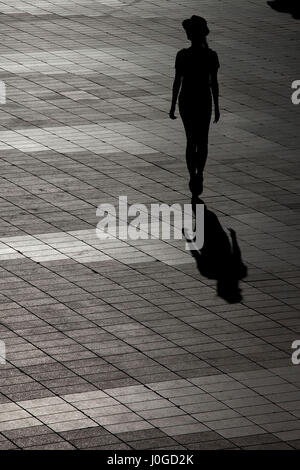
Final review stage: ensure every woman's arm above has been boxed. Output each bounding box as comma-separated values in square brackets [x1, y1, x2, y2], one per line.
[169, 71, 182, 119]
[211, 71, 220, 123]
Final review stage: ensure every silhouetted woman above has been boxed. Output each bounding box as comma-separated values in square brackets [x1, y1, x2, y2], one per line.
[169, 16, 220, 195]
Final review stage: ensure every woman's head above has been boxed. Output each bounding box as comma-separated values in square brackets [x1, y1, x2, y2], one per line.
[182, 15, 210, 42]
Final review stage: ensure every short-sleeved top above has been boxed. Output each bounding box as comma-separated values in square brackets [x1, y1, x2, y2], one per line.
[175, 47, 219, 98]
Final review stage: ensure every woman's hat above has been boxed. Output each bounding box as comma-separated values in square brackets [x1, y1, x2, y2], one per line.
[182, 15, 210, 37]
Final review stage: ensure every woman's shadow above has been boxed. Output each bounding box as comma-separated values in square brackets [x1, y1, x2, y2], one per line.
[267, 1, 300, 19]
[184, 196, 248, 303]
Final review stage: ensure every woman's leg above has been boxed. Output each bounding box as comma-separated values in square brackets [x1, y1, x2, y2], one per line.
[185, 135, 197, 177]
[195, 137, 208, 175]
[195, 109, 212, 179]
[180, 101, 211, 194]
[180, 107, 198, 179]
[186, 128, 201, 194]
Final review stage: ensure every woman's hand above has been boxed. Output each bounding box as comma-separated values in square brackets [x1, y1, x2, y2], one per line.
[214, 107, 220, 123]
[169, 107, 177, 119]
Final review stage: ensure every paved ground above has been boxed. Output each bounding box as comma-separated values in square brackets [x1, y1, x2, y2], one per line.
[0, 0, 299, 450]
